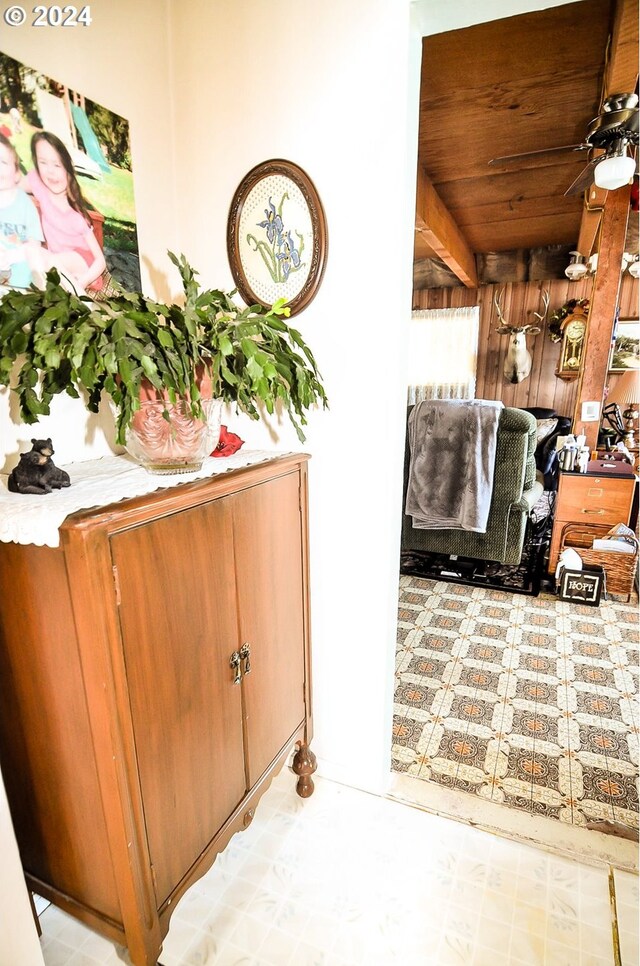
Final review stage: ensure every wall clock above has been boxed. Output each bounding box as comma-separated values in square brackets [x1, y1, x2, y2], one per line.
[227, 159, 328, 316]
[556, 309, 588, 379]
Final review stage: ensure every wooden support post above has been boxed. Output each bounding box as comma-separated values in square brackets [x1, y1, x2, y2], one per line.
[573, 185, 630, 450]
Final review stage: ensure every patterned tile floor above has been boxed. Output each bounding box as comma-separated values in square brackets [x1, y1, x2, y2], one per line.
[393, 576, 639, 834]
[37, 768, 638, 965]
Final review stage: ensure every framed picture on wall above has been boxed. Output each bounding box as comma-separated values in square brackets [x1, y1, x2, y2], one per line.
[227, 159, 328, 316]
[0, 50, 141, 296]
[609, 319, 640, 372]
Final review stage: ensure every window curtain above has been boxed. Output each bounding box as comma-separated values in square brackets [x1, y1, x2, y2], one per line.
[407, 306, 480, 404]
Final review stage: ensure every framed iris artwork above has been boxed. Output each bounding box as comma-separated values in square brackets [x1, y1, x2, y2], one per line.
[227, 159, 327, 315]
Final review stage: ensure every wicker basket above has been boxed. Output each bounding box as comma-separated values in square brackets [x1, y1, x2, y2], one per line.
[559, 522, 638, 600]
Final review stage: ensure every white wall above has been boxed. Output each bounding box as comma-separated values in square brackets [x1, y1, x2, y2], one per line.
[167, 0, 415, 789]
[0, 771, 44, 965]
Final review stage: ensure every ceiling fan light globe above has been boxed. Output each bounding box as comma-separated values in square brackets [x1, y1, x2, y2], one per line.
[593, 153, 636, 190]
[565, 251, 588, 280]
[565, 263, 588, 280]
[628, 257, 640, 279]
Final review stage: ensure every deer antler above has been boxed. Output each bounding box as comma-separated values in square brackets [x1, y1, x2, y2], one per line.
[494, 288, 511, 333]
[533, 288, 550, 326]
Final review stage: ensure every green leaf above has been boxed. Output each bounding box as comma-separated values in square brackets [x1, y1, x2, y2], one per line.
[219, 334, 234, 356]
[240, 337, 257, 357]
[118, 357, 132, 383]
[22, 387, 48, 417]
[157, 329, 174, 348]
[141, 355, 158, 380]
[247, 355, 264, 380]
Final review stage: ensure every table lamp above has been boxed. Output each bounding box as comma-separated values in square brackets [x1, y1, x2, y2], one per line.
[607, 369, 639, 447]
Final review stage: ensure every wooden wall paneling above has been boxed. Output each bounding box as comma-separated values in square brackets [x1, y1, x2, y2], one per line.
[511, 283, 529, 407]
[411, 275, 637, 415]
[494, 282, 508, 401]
[618, 279, 638, 317]
[477, 285, 495, 400]
[548, 279, 577, 416]
[474, 286, 489, 398]
[487, 284, 501, 401]
[489, 284, 502, 401]
[414, 288, 478, 310]
[523, 283, 540, 409]
[498, 284, 515, 407]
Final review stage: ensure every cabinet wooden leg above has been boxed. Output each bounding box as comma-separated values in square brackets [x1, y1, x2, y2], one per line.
[292, 742, 317, 798]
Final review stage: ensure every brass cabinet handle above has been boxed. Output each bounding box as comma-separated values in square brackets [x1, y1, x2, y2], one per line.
[230, 651, 241, 685]
[581, 508, 605, 514]
[240, 642, 251, 675]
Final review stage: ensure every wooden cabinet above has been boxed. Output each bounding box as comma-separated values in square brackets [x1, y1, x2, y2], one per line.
[0, 455, 315, 966]
[548, 468, 636, 573]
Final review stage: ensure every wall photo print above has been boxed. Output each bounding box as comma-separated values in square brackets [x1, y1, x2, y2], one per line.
[609, 319, 640, 372]
[0, 50, 140, 295]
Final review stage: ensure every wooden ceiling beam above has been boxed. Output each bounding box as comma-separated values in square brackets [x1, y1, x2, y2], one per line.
[413, 229, 436, 261]
[415, 167, 478, 288]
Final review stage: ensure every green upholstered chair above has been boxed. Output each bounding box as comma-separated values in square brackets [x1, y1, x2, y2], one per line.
[402, 405, 543, 566]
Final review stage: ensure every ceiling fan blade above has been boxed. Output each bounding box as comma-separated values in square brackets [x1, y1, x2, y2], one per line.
[564, 159, 598, 196]
[488, 143, 587, 166]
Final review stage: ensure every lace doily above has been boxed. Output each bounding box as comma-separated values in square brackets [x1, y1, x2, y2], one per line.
[0, 450, 285, 548]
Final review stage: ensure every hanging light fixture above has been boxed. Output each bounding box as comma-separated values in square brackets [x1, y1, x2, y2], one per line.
[564, 251, 600, 280]
[626, 253, 640, 278]
[593, 140, 636, 191]
[565, 251, 588, 280]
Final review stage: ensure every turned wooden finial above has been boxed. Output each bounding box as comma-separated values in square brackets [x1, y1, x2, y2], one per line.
[292, 742, 317, 798]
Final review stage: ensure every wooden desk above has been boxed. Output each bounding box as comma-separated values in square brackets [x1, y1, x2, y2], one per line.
[548, 468, 637, 574]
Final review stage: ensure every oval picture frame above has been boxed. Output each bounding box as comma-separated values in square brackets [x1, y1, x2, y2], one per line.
[227, 159, 328, 316]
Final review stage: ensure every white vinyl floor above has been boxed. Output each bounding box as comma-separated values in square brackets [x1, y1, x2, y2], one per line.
[38, 767, 638, 966]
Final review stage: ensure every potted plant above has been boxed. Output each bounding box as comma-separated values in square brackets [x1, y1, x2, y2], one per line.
[0, 252, 328, 472]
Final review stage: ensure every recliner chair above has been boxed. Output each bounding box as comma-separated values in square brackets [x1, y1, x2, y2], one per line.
[402, 405, 543, 566]
[521, 407, 572, 491]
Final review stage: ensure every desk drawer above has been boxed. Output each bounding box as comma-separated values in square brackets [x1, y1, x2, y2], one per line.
[556, 474, 635, 525]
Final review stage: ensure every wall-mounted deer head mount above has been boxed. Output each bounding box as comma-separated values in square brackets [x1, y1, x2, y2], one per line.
[495, 288, 549, 384]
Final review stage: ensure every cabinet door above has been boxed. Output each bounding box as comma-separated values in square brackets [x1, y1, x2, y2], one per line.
[110, 498, 246, 906]
[232, 472, 307, 785]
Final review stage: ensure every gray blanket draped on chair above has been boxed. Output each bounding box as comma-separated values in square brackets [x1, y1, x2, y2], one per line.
[405, 399, 504, 533]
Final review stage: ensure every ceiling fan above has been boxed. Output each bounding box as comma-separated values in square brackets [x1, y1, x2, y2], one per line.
[488, 92, 639, 196]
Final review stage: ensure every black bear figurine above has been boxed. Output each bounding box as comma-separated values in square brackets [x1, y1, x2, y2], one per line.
[7, 438, 71, 495]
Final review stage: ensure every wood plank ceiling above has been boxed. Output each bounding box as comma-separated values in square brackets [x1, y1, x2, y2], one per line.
[414, 0, 618, 288]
